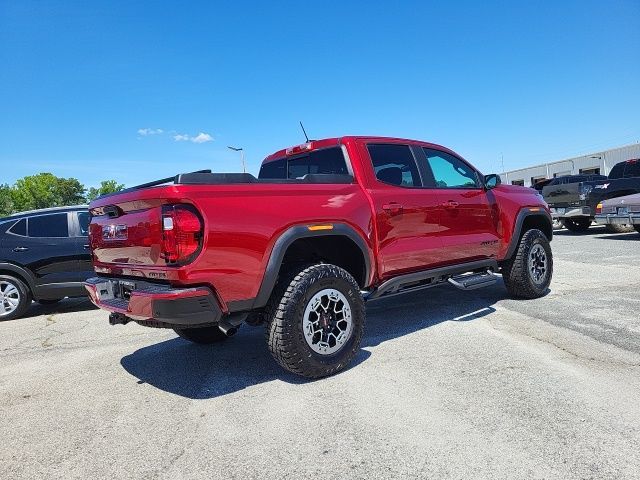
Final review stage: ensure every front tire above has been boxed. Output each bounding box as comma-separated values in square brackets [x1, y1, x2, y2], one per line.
[563, 217, 591, 232]
[266, 264, 365, 378]
[174, 326, 230, 344]
[0, 275, 32, 321]
[501, 229, 553, 299]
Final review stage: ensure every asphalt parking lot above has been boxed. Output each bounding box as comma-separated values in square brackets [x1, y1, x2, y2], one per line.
[1, 226, 639, 480]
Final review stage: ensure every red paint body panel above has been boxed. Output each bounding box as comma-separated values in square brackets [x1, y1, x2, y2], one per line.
[88, 136, 549, 312]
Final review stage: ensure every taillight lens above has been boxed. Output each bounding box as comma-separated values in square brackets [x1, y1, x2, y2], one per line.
[595, 202, 603, 214]
[161, 204, 203, 264]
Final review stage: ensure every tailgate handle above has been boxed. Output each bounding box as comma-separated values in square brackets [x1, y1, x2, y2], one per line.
[13, 246, 29, 252]
[442, 200, 460, 209]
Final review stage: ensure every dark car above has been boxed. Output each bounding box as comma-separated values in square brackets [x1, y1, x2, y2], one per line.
[0, 205, 93, 320]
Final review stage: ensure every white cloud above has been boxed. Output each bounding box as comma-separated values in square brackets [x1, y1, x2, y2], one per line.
[137, 128, 163, 136]
[191, 132, 213, 143]
[172, 132, 214, 144]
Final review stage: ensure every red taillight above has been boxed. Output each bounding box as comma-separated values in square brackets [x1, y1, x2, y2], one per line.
[161, 205, 203, 264]
[595, 202, 603, 214]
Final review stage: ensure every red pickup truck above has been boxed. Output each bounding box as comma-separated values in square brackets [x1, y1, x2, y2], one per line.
[85, 136, 553, 378]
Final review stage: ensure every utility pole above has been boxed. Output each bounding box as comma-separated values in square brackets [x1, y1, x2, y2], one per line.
[227, 146, 246, 173]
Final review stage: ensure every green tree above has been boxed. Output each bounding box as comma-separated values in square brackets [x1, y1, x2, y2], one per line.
[11, 173, 86, 212]
[0, 184, 14, 216]
[87, 180, 125, 201]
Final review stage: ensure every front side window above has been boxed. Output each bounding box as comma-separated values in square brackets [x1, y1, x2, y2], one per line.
[423, 148, 479, 188]
[28, 213, 69, 238]
[367, 144, 420, 187]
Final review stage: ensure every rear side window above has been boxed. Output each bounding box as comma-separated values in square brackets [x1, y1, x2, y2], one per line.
[77, 211, 90, 236]
[367, 144, 420, 187]
[623, 161, 640, 178]
[7, 218, 27, 236]
[258, 147, 349, 179]
[259, 158, 286, 179]
[28, 213, 69, 238]
[423, 148, 479, 188]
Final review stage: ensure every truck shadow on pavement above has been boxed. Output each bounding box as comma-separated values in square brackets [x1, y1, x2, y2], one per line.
[120, 283, 508, 399]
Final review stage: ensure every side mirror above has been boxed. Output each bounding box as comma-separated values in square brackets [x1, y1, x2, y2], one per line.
[484, 174, 501, 189]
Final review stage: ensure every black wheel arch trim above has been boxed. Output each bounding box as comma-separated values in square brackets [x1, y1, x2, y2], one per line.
[504, 209, 553, 260]
[0, 262, 36, 292]
[251, 223, 373, 310]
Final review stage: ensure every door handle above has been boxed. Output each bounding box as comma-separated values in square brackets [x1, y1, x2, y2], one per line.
[83, 244, 91, 249]
[382, 202, 403, 214]
[442, 200, 460, 209]
[13, 246, 29, 252]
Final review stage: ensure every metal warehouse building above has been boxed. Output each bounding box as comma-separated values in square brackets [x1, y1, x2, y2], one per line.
[501, 143, 640, 187]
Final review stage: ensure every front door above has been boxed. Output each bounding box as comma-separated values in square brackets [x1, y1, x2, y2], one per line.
[420, 147, 499, 264]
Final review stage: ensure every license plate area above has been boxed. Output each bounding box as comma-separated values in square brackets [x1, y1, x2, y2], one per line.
[95, 279, 136, 302]
[118, 281, 136, 300]
[617, 207, 629, 215]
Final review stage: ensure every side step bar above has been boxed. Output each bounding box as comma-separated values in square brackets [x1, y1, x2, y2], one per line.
[363, 259, 498, 301]
[448, 271, 497, 290]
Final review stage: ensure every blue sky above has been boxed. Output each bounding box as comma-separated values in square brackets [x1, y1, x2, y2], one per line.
[1, 0, 639, 188]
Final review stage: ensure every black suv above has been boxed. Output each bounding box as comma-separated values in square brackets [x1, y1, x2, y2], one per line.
[0, 205, 93, 320]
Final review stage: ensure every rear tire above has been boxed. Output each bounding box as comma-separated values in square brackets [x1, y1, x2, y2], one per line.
[501, 229, 553, 299]
[0, 275, 32, 321]
[563, 218, 591, 232]
[604, 223, 634, 233]
[174, 326, 230, 344]
[266, 264, 365, 378]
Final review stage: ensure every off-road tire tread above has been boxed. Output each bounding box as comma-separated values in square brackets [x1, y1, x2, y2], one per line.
[265, 264, 364, 378]
[502, 229, 553, 299]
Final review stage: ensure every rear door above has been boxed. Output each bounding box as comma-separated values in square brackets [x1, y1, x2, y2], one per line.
[1, 212, 83, 293]
[418, 147, 499, 263]
[360, 142, 445, 279]
[71, 210, 94, 281]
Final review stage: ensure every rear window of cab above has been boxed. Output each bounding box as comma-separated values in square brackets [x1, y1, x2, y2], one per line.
[258, 147, 348, 179]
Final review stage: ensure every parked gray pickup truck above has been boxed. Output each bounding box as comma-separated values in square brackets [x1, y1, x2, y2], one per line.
[594, 193, 640, 235]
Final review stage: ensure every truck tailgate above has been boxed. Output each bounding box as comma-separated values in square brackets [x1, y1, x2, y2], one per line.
[89, 199, 165, 267]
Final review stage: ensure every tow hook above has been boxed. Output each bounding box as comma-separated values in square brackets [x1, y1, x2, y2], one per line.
[109, 312, 131, 326]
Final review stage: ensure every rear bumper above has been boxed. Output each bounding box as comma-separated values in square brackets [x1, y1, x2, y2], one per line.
[84, 277, 222, 327]
[549, 206, 590, 219]
[594, 214, 640, 225]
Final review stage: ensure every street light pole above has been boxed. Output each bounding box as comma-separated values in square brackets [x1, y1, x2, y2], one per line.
[227, 146, 246, 173]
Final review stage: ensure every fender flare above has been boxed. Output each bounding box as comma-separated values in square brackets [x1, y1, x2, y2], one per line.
[0, 262, 36, 292]
[251, 223, 373, 309]
[504, 209, 553, 260]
